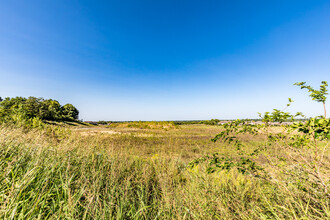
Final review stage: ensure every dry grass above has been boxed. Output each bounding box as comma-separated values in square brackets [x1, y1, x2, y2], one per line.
[0, 123, 329, 219]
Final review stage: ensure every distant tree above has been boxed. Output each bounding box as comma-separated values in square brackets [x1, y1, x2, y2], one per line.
[0, 97, 2, 102]
[97, 120, 110, 125]
[61, 104, 79, 120]
[24, 97, 42, 118]
[0, 96, 79, 123]
[0, 97, 27, 122]
[0, 96, 26, 113]
[39, 99, 62, 120]
[294, 81, 328, 118]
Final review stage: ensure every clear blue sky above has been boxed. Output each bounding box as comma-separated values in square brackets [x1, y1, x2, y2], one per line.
[0, 0, 329, 121]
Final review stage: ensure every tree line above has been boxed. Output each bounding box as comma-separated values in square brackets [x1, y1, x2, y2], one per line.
[0, 96, 79, 123]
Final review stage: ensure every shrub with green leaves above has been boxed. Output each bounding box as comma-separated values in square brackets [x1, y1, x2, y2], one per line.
[189, 81, 329, 217]
[0, 96, 79, 126]
[294, 81, 328, 118]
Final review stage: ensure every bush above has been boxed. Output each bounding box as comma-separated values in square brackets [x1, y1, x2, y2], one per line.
[0, 96, 79, 125]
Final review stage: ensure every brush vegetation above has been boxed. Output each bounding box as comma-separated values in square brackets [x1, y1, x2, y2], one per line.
[0, 96, 79, 128]
[0, 82, 329, 219]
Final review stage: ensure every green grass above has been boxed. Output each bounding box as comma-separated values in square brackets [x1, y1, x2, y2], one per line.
[0, 124, 329, 219]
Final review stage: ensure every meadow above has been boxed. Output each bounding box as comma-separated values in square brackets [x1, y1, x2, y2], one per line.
[0, 121, 329, 219]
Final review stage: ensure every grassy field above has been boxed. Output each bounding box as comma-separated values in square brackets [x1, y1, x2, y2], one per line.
[0, 122, 329, 219]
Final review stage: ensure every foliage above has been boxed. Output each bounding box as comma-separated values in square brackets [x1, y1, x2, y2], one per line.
[294, 81, 328, 104]
[189, 81, 330, 217]
[258, 98, 304, 124]
[0, 81, 329, 219]
[189, 152, 266, 177]
[0, 96, 79, 126]
[199, 119, 221, 125]
[294, 81, 328, 118]
[292, 117, 330, 140]
[190, 119, 266, 179]
[1, 125, 329, 219]
[172, 120, 202, 125]
[97, 120, 111, 125]
[61, 103, 79, 120]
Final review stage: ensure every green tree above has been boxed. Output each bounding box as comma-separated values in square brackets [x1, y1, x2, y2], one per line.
[24, 97, 42, 118]
[0, 96, 80, 124]
[0, 97, 28, 123]
[0, 97, 26, 117]
[61, 104, 79, 120]
[294, 81, 328, 118]
[39, 99, 62, 120]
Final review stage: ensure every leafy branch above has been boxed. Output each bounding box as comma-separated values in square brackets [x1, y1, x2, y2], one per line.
[294, 81, 328, 118]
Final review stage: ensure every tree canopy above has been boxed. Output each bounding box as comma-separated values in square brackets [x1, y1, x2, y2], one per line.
[0, 96, 79, 123]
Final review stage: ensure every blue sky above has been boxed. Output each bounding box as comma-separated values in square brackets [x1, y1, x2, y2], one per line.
[0, 0, 329, 121]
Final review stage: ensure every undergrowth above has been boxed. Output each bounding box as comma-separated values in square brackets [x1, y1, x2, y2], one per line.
[0, 125, 329, 219]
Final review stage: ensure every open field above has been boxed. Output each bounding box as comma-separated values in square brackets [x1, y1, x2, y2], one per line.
[0, 122, 329, 219]
[1, 1, 329, 219]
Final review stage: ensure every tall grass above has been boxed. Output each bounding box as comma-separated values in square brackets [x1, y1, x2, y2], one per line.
[0, 125, 329, 219]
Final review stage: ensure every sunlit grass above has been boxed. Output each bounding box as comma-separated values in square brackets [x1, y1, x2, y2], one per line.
[0, 124, 329, 219]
